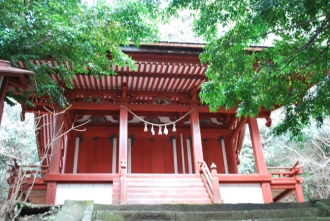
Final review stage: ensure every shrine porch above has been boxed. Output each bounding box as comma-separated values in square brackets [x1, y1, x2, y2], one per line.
[21, 171, 303, 205]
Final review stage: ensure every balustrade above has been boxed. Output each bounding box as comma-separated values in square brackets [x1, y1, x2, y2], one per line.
[198, 160, 222, 203]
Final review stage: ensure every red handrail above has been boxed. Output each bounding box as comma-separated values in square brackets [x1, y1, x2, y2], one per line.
[267, 160, 303, 178]
[198, 160, 222, 203]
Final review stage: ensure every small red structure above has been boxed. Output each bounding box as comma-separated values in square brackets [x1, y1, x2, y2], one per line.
[10, 43, 304, 204]
[0, 59, 36, 124]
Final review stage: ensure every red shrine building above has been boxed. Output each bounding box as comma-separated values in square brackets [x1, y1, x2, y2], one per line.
[4, 42, 304, 205]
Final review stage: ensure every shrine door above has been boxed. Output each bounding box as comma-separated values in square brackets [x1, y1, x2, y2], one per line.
[202, 139, 225, 173]
[77, 137, 114, 173]
[131, 138, 174, 173]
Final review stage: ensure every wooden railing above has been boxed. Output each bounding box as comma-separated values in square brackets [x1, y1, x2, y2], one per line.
[7, 163, 49, 185]
[267, 160, 303, 179]
[198, 160, 222, 203]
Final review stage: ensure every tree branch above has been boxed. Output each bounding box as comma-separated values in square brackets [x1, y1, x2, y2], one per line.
[23, 37, 52, 49]
[279, 15, 330, 71]
[241, 11, 330, 40]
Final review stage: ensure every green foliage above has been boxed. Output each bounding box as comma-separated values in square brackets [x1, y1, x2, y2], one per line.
[165, 0, 330, 139]
[0, 0, 159, 107]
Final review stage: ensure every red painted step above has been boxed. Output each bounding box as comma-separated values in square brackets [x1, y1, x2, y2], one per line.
[113, 175, 213, 204]
[123, 175, 211, 204]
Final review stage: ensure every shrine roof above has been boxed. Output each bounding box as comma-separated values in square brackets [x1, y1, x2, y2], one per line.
[53, 42, 210, 99]
[23, 42, 268, 107]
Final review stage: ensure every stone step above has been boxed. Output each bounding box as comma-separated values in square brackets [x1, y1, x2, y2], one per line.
[94, 202, 316, 212]
[219, 218, 330, 221]
[94, 207, 327, 221]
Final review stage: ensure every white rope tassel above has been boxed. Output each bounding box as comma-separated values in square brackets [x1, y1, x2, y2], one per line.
[172, 124, 176, 132]
[119, 106, 195, 136]
[163, 125, 168, 135]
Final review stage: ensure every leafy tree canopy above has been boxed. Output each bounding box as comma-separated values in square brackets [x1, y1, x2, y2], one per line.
[2, 0, 330, 140]
[165, 0, 330, 140]
[1, 0, 159, 107]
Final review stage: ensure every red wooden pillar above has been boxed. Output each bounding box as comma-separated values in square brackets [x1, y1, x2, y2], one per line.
[224, 138, 238, 174]
[248, 118, 267, 174]
[118, 105, 128, 172]
[190, 106, 204, 174]
[295, 183, 304, 202]
[260, 182, 273, 203]
[295, 176, 304, 202]
[46, 112, 65, 204]
[248, 118, 272, 203]
[0, 76, 9, 125]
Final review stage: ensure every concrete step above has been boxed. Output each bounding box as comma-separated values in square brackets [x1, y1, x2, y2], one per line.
[94, 202, 316, 211]
[93, 207, 328, 221]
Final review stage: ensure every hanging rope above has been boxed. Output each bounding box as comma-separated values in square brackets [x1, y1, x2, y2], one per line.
[119, 105, 195, 135]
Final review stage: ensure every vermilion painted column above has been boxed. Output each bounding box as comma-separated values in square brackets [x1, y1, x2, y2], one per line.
[224, 138, 238, 174]
[295, 176, 304, 202]
[248, 117, 272, 203]
[118, 105, 128, 172]
[190, 106, 204, 174]
[0, 76, 9, 125]
[46, 112, 65, 204]
[248, 118, 267, 174]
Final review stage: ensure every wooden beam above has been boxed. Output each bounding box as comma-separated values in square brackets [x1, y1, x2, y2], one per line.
[217, 174, 272, 182]
[69, 102, 238, 113]
[129, 53, 202, 63]
[270, 184, 297, 189]
[116, 71, 207, 81]
[228, 118, 247, 142]
[270, 178, 302, 185]
[45, 174, 120, 182]
[23, 105, 55, 114]
[273, 189, 294, 202]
